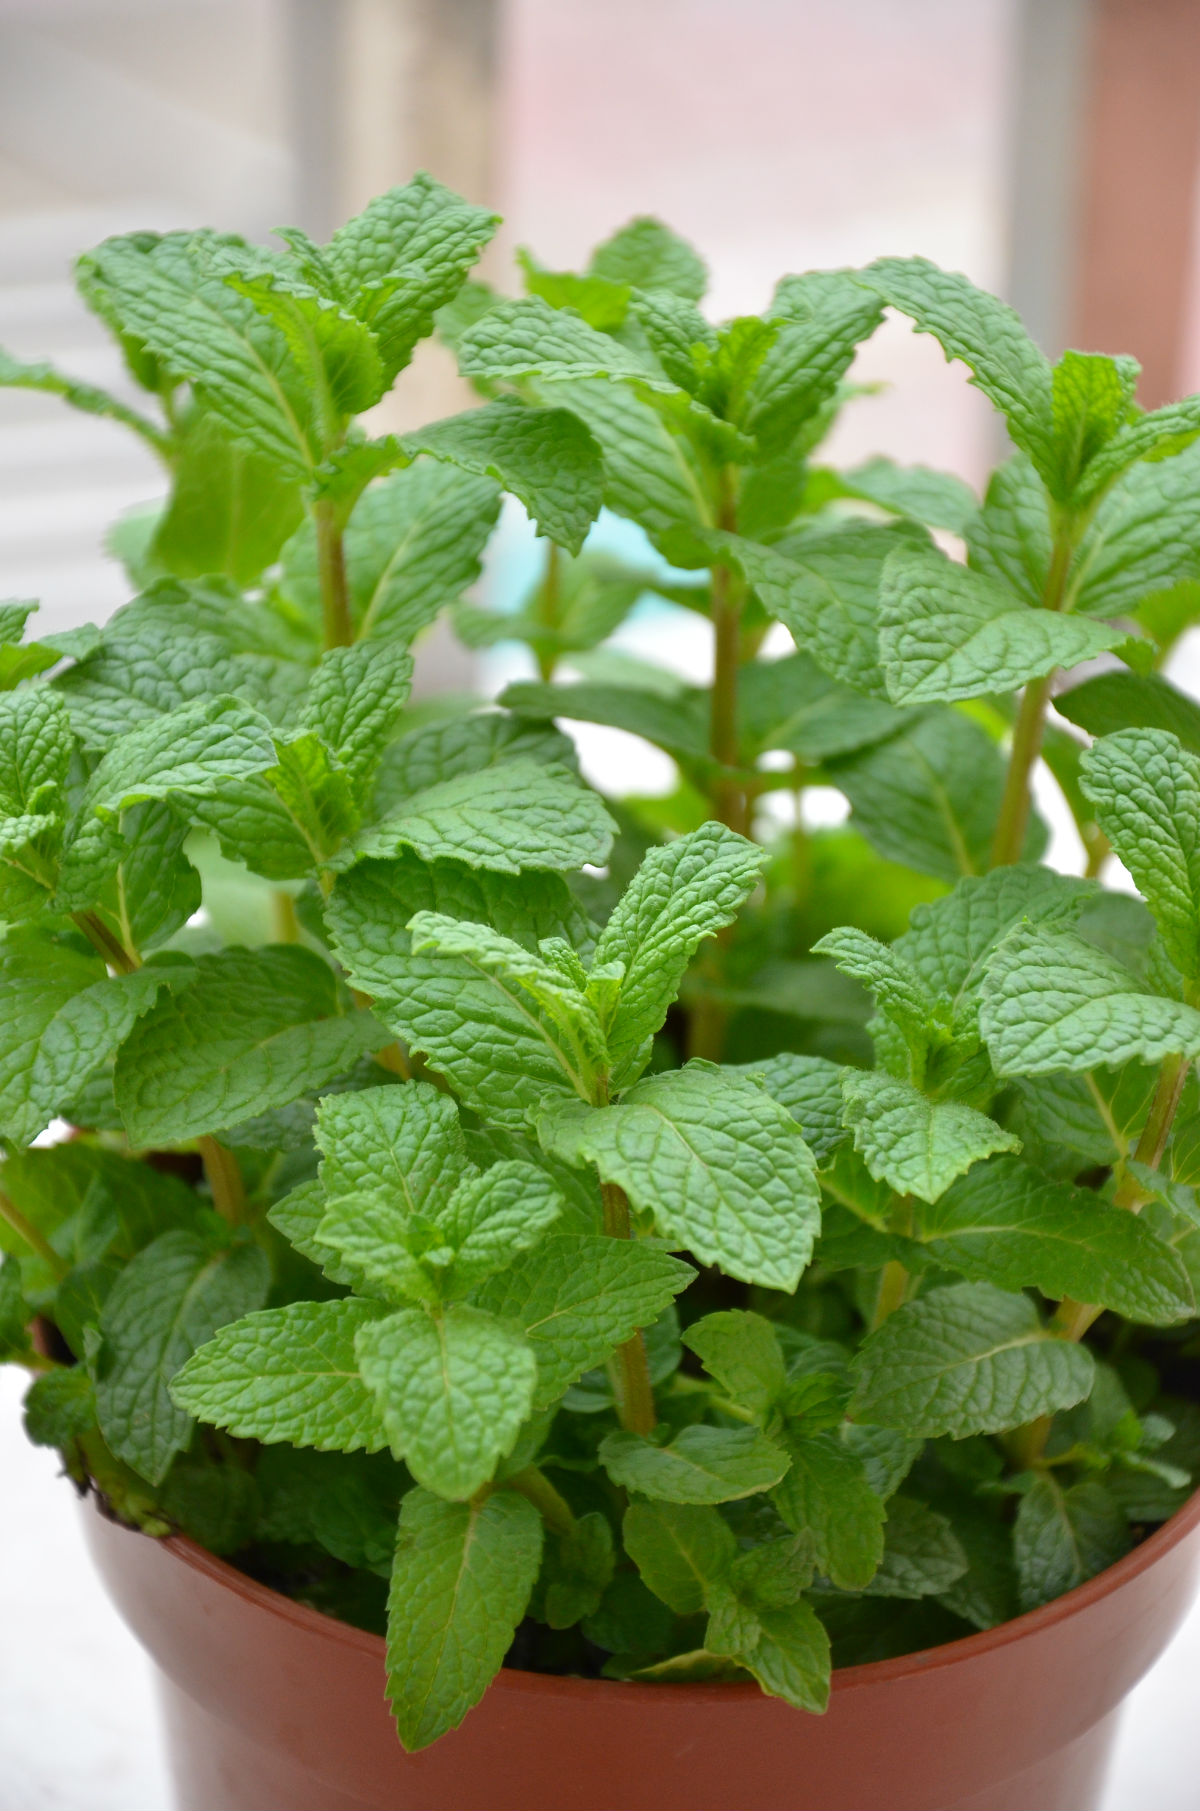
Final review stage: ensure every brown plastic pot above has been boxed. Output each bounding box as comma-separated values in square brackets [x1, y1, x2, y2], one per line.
[86, 1489, 1200, 1811]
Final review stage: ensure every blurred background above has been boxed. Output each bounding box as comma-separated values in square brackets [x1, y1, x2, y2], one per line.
[2, 2, 1200, 1806]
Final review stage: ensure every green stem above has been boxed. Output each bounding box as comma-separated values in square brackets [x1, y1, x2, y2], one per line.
[507, 1464, 576, 1536]
[71, 910, 140, 975]
[871, 1260, 910, 1330]
[197, 1136, 246, 1226]
[990, 520, 1075, 869]
[0, 1187, 66, 1278]
[599, 1179, 657, 1436]
[315, 502, 353, 650]
[534, 541, 561, 682]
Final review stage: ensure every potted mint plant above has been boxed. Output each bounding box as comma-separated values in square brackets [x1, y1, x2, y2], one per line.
[4, 177, 1200, 1811]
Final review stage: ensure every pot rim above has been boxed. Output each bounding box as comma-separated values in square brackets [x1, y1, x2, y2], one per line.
[117, 1480, 1200, 1707]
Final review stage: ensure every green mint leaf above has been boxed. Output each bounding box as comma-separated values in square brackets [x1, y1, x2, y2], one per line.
[1050, 350, 1139, 495]
[681, 1310, 787, 1421]
[878, 544, 1125, 705]
[1071, 394, 1200, 508]
[300, 643, 413, 796]
[922, 1154, 1195, 1324]
[458, 295, 672, 390]
[386, 1487, 542, 1751]
[426, 1160, 565, 1294]
[861, 1495, 968, 1599]
[170, 1299, 391, 1452]
[538, 1063, 821, 1290]
[980, 924, 1200, 1076]
[1056, 671, 1200, 752]
[628, 288, 716, 391]
[260, 732, 360, 866]
[0, 346, 169, 455]
[95, 1230, 269, 1484]
[851, 1281, 1095, 1438]
[742, 271, 883, 452]
[811, 927, 933, 1068]
[842, 1425, 924, 1500]
[82, 237, 319, 475]
[23, 1365, 96, 1448]
[599, 1426, 790, 1504]
[726, 1052, 849, 1163]
[966, 453, 1053, 610]
[472, 1233, 694, 1407]
[327, 854, 594, 1132]
[532, 1509, 615, 1628]
[55, 800, 201, 952]
[267, 1178, 371, 1293]
[705, 1577, 830, 1713]
[406, 397, 603, 554]
[1068, 440, 1200, 621]
[518, 249, 631, 330]
[1014, 1476, 1130, 1613]
[832, 458, 977, 534]
[84, 694, 277, 819]
[315, 1079, 466, 1205]
[831, 707, 1047, 882]
[858, 257, 1055, 489]
[840, 1071, 1019, 1204]
[222, 267, 386, 416]
[0, 684, 71, 817]
[500, 677, 709, 767]
[1079, 729, 1200, 981]
[592, 823, 766, 1086]
[339, 759, 615, 875]
[355, 1304, 537, 1498]
[588, 218, 707, 299]
[375, 712, 576, 816]
[772, 1433, 886, 1590]
[114, 946, 382, 1146]
[281, 463, 500, 646]
[736, 650, 912, 765]
[622, 1501, 736, 1615]
[150, 408, 304, 585]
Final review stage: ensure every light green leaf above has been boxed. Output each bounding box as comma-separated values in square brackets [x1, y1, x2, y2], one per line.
[726, 1052, 849, 1162]
[340, 758, 615, 875]
[1068, 435, 1200, 618]
[600, 1426, 790, 1503]
[1079, 729, 1200, 981]
[1014, 1476, 1130, 1612]
[812, 927, 933, 1063]
[114, 946, 382, 1147]
[861, 1494, 968, 1599]
[170, 1298, 391, 1452]
[356, 1304, 537, 1498]
[222, 266, 386, 416]
[980, 924, 1200, 1076]
[0, 685, 71, 817]
[429, 1161, 565, 1294]
[706, 1573, 830, 1712]
[589, 218, 707, 299]
[593, 823, 766, 1085]
[458, 295, 671, 390]
[921, 1155, 1194, 1323]
[386, 1487, 542, 1751]
[859, 257, 1055, 490]
[840, 1071, 1019, 1204]
[0, 346, 169, 455]
[374, 712, 576, 816]
[471, 1233, 694, 1407]
[1050, 350, 1139, 496]
[622, 1501, 736, 1614]
[681, 1310, 787, 1421]
[406, 397, 603, 554]
[538, 1063, 821, 1290]
[96, 1230, 270, 1483]
[1071, 393, 1200, 508]
[150, 407, 303, 584]
[966, 452, 1053, 610]
[737, 650, 913, 765]
[743, 270, 883, 452]
[832, 457, 977, 534]
[851, 1281, 1095, 1438]
[300, 643, 413, 795]
[84, 694, 277, 820]
[878, 544, 1125, 705]
[771, 1433, 886, 1590]
[831, 708, 1047, 882]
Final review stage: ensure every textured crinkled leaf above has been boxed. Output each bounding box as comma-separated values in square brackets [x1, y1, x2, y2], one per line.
[539, 1064, 821, 1290]
[812, 927, 933, 1060]
[300, 642, 413, 794]
[593, 823, 766, 1085]
[589, 218, 707, 299]
[600, 1426, 790, 1503]
[373, 712, 576, 817]
[432, 1161, 565, 1293]
[878, 544, 1124, 705]
[833, 458, 977, 534]
[56, 799, 201, 951]
[859, 257, 1055, 488]
[966, 452, 1052, 609]
[921, 1155, 1193, 1323]
[1049, 350, 1139, 496]
[840, 1071, 1019, 1204]
[1071, 393, 1200, 507]
[1014, 1476, 1130, 1612]
[622, 1501, 736, 1614]
[726, 1052, 848, 1162]
[341, 759, 615, 874]
[0, 685, 72, 817]
[980, 924, 1200, 1076]
[861, 1495, 968, 1599]
[170, 1298, 391, 1452]
[1068, 437, 1200, 619]
[114, 946, 382, 1146]
[740, 270, 883, 452]
[386, 1487, 542, 1752]
[831, 708, 1047, 882]
[682, 1310, 787, 1421]
[222, 266, 386, 416]
[326, 854, 594, 1131]
[705, 1582, 831, 1712]
[471, 1233, 693, 1407]
[851, 1281, 1095, 1438]
[315, 1080, 466, 1209]
[84, 694, 277, 819]
[1079, 729, 1200, 980]
[500, 677, 710, 766]
[406, 397, 603, 553]
[459, 294, 671, 390]
[96, 1231, 270, 1483]
[267, 1178, 373, 1293]
[772, 1432, 886, 1589]
[356, 1304, 536, 1497]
